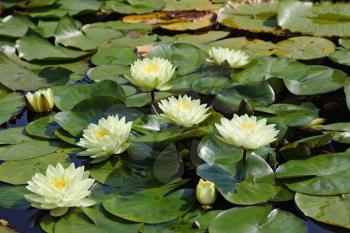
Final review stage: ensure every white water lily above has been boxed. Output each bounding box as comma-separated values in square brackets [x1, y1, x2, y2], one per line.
[215, 114, 279, 149]
[208, 47, 250, 68]
[158, 95, 210, 127]
[127, 57, 175, 91]
[25, 163, 96, 217]
[77, 115, 132, 158]
[26, 88, 55, 112]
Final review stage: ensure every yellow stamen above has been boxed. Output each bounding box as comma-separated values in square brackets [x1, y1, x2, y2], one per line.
[241, 122, 255, 130]
[144, 63, 159, 74]
[95, 130, 108, 139]
[52, 176, 67, 190]
[177, 102, 190, 110]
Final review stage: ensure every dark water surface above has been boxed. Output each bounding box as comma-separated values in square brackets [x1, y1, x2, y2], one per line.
[0, 111, 346, 233]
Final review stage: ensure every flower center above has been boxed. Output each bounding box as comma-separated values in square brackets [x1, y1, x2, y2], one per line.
[144, 63, 160, 74]
[177, 102, 190, 110]
[241, 122, 255, 130]
[52, 176, 67, 190]
[95, 129, 108, 140]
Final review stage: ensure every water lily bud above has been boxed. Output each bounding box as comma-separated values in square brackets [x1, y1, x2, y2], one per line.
[26, 88, 54, 113]
[127, 57, 175, 91]
[305, 118, 325, 129]
[208, 47, 250, 68]
[196, 179, 217, 210]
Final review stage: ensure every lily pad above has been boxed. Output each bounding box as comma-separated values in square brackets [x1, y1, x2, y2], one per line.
[209, 206, 306, 233]
[91, 46, 137, 66]
[275, 36, 335, 60]
[329, 48, 350, 67]
[16, 30, 90, 61]
[0, 14, 34, 38]
[0, 185, 29, 209]
[25, 114, 60, 139]
[278, 1, 350, 37]
[295, 193, 350, 230]
[0, 89, 25, 124]
[213, 81, 275, 113]
[53, 80, 125, 111]
[284, 65, 347, 95]
[0, 151, 71, 185]
[102, 180, 195, 224]
[105, 0, 164, 14]
[54, 206, 142, 233]
[148, 43, 207, 75]
[218, 1, 282, 34]
[276, 151, 350, 195]
[197, 153, 280, 205]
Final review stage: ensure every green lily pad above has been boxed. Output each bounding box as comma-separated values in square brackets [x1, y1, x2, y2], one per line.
[0, 151, 71, 185]
[0, 14, 34, 38]
[25, 114, 60, 139]
[278, 1, 350, 37]
[234, 57, 309, 84]
[0, 89, 25, 124]
[284, 65, 347, 95]
[256, 103, 318, 127]
[192, 77, 231, 95]
[213, 81, 275, 113]
[54, 96, 126, 136]
[105, 0, 164, 14]
[55, 15, 123, 51]
[91, 46, 137, 66]
[24, 0, 102, 18]
[197, 153, 280, 205]
[208, 37, 276, 57]
[276, 36, 335, 60]
[54, 206, 142, 233]
[102, 180, 195, 224]
[276, 151, 350, 195]
[163, 0, 219, 11]
[295, 193, 350, 230]
[53, 80, 125, 111]
[209, 206, 306, 233]
[144, 210, 222, 233]
[16, 30, 90, 61]
[87, 65, 129, 83]
[218, 1, 281, 34]
[148, 43, 207, 75]
[0, 185, 29, 209]
[329, 48, 350, 67]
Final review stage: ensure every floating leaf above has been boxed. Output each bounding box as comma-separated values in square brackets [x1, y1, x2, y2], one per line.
[163, 0, 220, 11]
[105, 0, 164, 14]
[234, 57, 309, 84]
[284, 65, 347, 95]
[91, 46, 137, 66]
[87, 65, 129, 83]
[0, 185, 29, 209]
[218, 1, 282, 34]
[0, 151, 71, 185]
[53, 80, 125, 111]
[0, 89, 25, 124]
[197, 153, 279, 205]
[0, 14, 34, 38]
[148, 43, 207, 75]
[25, 114, 60, 139]
[209, 206, 306, 233]
[295, 193, 350, 230]
[329, 48, 350, 67]
[213, 81, 275, 113]
[276, 151, 350, 195]
[276, 36, 335, 60]
[278, 1, 350, 37]
[102, 180, 195, 224]
[16, 30, 90, 61]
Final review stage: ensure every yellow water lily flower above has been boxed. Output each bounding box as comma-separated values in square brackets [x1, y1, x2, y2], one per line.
[196, 179, 216, 210]
[158, 95, 210, 127]
[208, 47, 250, 68]
[127, 57, 175, 91]
[77, 115, 132, 158]
[215, 114, 279, 149]
[25, 88, 55, 112]
[25, 163, 96, 217]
